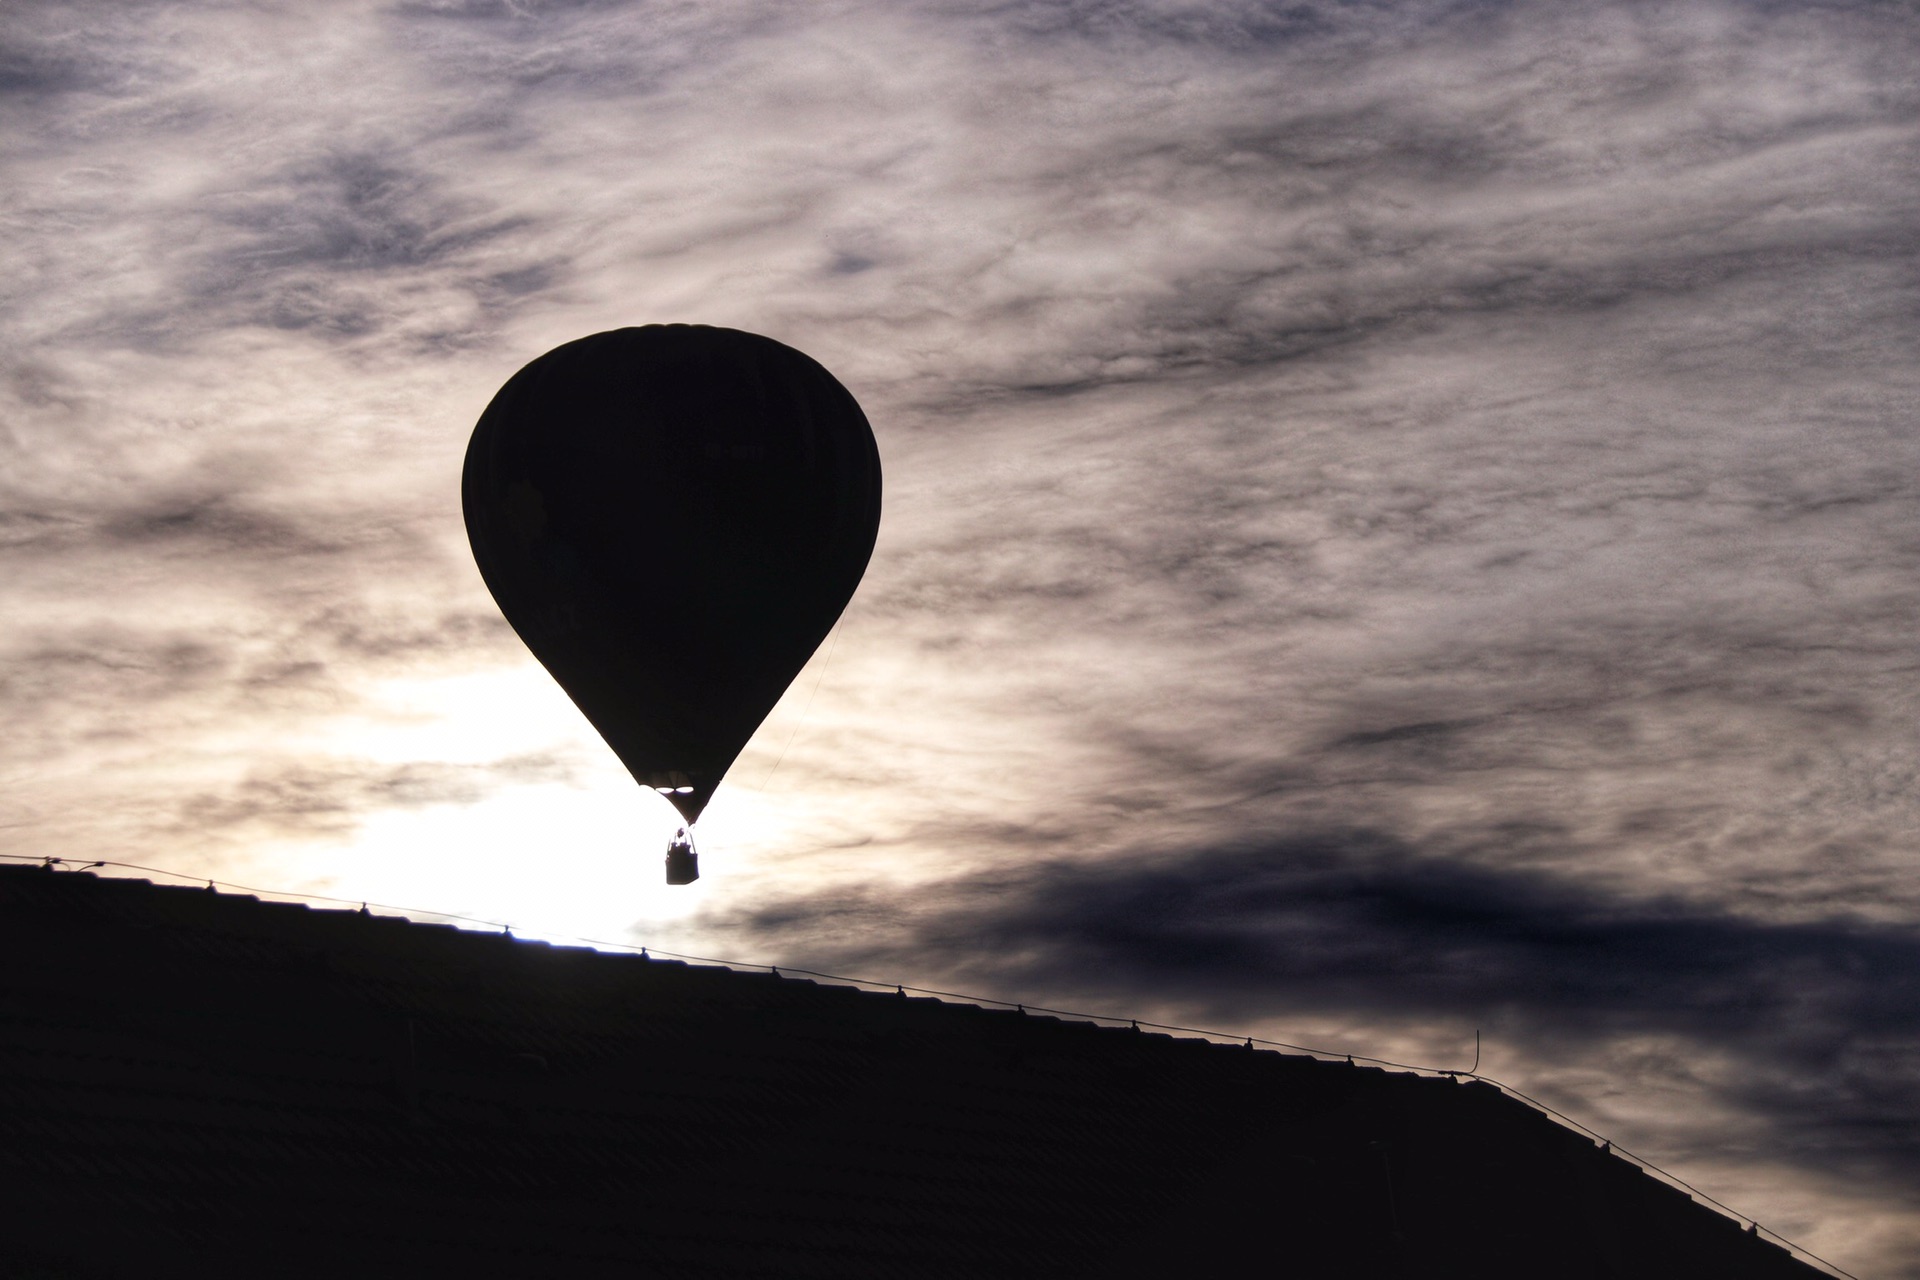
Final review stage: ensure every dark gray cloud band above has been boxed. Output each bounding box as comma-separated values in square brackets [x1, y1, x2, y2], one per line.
[712, 832, 1920, 1187]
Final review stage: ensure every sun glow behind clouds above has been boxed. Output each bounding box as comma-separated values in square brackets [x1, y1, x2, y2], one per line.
[276, 663, 682, 935]
[274, 648, 919, 947]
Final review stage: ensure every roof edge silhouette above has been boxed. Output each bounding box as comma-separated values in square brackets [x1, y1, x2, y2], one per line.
[0, 862, 1834, 1279]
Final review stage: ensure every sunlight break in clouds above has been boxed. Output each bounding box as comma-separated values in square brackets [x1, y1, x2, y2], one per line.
[3, 1, 1919, 1273]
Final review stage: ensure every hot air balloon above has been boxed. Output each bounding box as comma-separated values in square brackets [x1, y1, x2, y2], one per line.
[462, 325, 882, 883]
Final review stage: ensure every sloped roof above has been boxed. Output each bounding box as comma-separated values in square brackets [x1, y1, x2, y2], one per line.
[0, 863, 1818, 1279]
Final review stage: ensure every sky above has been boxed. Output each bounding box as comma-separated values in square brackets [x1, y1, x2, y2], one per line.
[4, 0, 1917, 1272]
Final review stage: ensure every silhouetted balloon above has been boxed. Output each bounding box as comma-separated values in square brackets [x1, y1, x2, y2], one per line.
[463, 325, 882, 835]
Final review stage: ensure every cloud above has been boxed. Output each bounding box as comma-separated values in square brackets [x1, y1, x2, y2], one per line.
[175, 751, 577, 839]
[171, 148, 543, 349]
[3, 1, 1918, 1270]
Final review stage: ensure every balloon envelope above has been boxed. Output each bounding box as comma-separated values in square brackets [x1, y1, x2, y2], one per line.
[462, 325, 882, 825]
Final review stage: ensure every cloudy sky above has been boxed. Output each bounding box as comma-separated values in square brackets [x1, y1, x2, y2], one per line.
[5, 0, 1917, 1272]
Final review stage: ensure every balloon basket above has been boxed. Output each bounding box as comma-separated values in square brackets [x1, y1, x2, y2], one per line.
[665, 835, 699, 885]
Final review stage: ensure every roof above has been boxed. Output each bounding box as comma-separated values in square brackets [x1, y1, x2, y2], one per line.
[0, 863, 1820, 1279]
